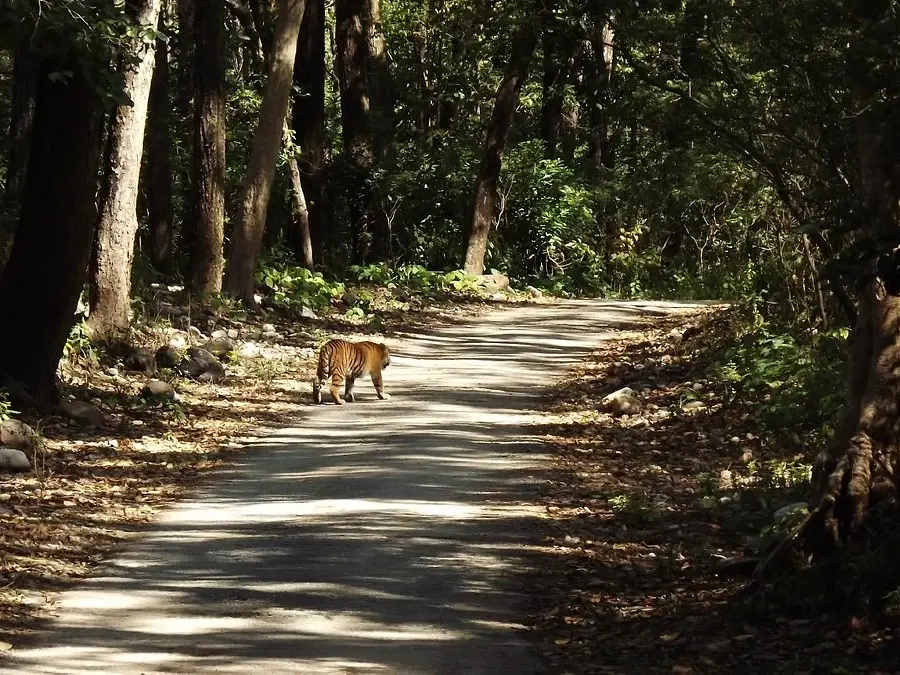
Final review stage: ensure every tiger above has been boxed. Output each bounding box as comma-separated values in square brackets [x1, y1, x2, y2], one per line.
[312, 339, 392, 405]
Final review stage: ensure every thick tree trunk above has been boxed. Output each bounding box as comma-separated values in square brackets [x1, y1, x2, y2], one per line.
[224, 0, 307, 302]
[3, 39, 39, 210]
[88, 0, 163, 339]
[292, 0, 327, 260]
[364, 0, 393, 158]
[0, 58, 104, 407]
[336, 0, 376, 264]
[189, 0, 227, 296]
[146, 17, 174, 275]
[802, 6, 900, 556]
[463, 21, 537, 276]
[540, 16, 572, 158]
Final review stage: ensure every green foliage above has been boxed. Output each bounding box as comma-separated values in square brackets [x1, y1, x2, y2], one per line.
[258, 264, 345, 310]
[350, 263, 481, 294]
[64, 318, 97, 363]
[715, 323, 847, 441]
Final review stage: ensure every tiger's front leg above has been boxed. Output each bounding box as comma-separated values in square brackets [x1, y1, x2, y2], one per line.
[371, 372, 391, 400]
[330, 374, 346, 404]
[344, 377, 356, 402]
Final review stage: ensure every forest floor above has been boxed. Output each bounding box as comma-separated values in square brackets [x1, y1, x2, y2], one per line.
[0, 283, 521, 649]
[1, 291, 897, 673]
[534, 309, 900, 674]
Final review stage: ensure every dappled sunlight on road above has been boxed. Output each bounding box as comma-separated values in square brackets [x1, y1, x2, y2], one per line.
[4, 300, 702, 674]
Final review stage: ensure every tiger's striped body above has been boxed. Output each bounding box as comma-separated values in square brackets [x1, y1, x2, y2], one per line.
[312, 339, 391, 405]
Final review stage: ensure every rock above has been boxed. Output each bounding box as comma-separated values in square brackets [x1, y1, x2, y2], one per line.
[601, 387, 641, 415]
[668, 327, 683, 340]
[123, 347, 156, 375]
[173, 315, 191, 330]
[0, 448, 29, 472]
[262, 323, 276, 334]
[197, 360, 226, 383]
[211, 329, 228, 339]
[477, 273, 510, 292]
[178, 347, 226, 382]
[525, 285, 543, 299]
[490, 293, 504, 301]
[341, 292, 360, 307]
[168, 334, 188, 350]
[718, 469, 734, 490]
[141, 379, 176, 399]
[60, 400, 104, 427]
[774, 502, 808, 521]
[105, 366, 120, 377]
[300, 306, 318, 320]
[682, 400, 706, 411]
[0, 419, 36, 451]
[714, 556, 760, 578]
[226, 329, 239, 340]
[188, 326, 207, 341]
[238, 343, 262, 358]
[155, 345, 182, 369]
[203, 337, 235, 360]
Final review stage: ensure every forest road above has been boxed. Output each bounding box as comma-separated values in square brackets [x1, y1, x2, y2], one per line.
[4, 299, 703, 674]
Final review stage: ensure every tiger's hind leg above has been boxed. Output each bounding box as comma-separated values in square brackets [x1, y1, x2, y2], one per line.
[344, 377, 356, 402]
[371, 371, 391, 400]
[330, 373, 346, 404]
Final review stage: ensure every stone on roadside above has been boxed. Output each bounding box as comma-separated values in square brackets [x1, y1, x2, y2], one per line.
[155, 345, 182, 369]
[0, 419, 37, 452]
[0, 447, 30, 472]
[682, 400, 706, 411]
[60, 400, 105, 427]
[601, 387, 641, 415]
[203, 336, 235, 360]
[300, 306, 318, 320]
[123, 347, 156, 375]
[142, 379, 177, 399]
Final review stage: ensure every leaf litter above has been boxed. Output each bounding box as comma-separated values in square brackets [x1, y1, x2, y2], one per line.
[532, 307, 900, 674]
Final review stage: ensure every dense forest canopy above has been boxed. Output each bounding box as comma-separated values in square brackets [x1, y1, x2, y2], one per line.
[0, 0, 900, 602]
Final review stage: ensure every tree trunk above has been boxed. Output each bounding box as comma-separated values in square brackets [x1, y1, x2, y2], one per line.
[87, 0, 163, 339]
[463, 20, 538, 276]
[802, 7, 900, 556]
[335, 0, 376, 264]
[3, 39, 39, 210]
[364, 0, 393, 158]
[287, 147, 315, 269]
[189, 0, 227, 296]
[540, 15, 572, 158]
[0, 58, 104, 407]
[224, 0, 307, 302]
[146, 15, 174, 275]
[292, 0, 327, 260]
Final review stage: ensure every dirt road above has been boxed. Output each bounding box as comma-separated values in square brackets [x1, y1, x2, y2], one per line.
[4, 299, 699, 674]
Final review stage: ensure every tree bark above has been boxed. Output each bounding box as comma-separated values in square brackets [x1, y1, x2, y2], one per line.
[224, 0, 307, 302]
[146, 14, 174, 275]
[3, 39, 39, 210]
[463, 20, 538, 276]
[292, 0, 327, 260]
[540, 14, 572, 158]
[0, 58, 104, 407]
[336, 0, 376, 264]
[287, 146, 315, 269]
[188, 0, 227, 296]
[87, 0, 163, 339]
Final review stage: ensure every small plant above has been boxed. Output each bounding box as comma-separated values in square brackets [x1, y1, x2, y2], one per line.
[64, 318, 98, 363]
[0, 390, 11, 421]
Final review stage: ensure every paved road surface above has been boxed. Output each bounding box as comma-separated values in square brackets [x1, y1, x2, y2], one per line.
[4, 300, 699, 674]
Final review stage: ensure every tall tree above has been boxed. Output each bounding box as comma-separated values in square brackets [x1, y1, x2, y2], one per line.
[463, 16, 538, 276]
[291, 0, 327, 259]
[540, 10, 572, 158]
[188, 0, 227, 296]
[88, 0, 163, 339]
[224, 0, 308, 302]
[145, 7, 174, 275]
[0, 57, 104, 406]
[3, 39, 39, 210]
[335, 0, 377, 264]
